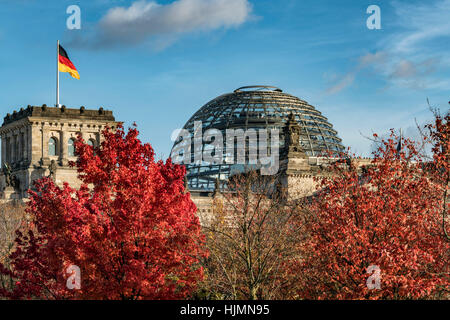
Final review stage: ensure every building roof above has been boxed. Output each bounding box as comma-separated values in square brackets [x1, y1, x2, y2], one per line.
[171, 85, 345, 191]
[2, 105, 116, 126]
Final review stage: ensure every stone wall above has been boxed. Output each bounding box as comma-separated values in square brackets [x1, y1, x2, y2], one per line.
[0, 105, 119, 200]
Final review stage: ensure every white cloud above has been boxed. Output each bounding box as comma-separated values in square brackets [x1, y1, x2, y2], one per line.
[326, 73, 355, 95]
[326, 52, 387, 94]
[389, 0, 450, 54]
[389, 58, 438, 79]
[326, 0, 450, 94]
[73, 0, 253, 49]
[358, 51, 387, 66]
[390, 60, 417, 78]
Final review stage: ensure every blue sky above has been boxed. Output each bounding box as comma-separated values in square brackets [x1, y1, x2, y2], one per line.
[0, 0, 448, 158]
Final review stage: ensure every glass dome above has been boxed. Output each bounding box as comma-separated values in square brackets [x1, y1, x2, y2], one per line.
[171, 86, 345, 191]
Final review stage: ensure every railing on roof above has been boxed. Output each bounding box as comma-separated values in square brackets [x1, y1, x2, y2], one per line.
[234, 85, 283, 93]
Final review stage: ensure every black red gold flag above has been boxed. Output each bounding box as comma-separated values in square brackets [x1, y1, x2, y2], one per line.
[58, 45, 80, 79]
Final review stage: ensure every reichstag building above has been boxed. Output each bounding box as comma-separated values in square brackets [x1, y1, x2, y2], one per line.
[0, 85, 367, 218]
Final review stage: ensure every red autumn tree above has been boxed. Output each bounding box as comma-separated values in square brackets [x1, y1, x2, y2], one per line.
[0, 125, 207, 300]
[297, 128, 449, 299]
[424, 109, 449, 241]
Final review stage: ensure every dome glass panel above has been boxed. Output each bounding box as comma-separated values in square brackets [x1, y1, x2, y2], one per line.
[171, 86, 345, 191]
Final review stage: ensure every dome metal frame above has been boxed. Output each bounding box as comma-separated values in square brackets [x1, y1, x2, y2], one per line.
[171, 86, 345, 191]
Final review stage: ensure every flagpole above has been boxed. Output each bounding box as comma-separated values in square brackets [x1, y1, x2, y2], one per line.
[56, 40, 60, 108]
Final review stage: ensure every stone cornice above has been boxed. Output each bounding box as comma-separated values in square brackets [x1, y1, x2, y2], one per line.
[0, 118, 30, 134]
[27, 118, 118, 127]
[3, 105, 116, 126]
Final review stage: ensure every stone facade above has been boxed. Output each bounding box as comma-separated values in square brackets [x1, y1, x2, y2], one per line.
[0, 105, 119, 200]
[0, 106, 371, 226]
[190, 113, 372, 225]
[191, 156, 373, 225]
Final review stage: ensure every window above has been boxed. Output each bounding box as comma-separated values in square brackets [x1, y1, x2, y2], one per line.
[48, 137, 57, 156]
[87, 139, 95, 147]
[87, 139, 97, 156]
[68, 138, 76, 157]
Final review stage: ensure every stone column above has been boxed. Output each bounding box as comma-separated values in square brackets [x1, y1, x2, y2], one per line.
[8, 133, 13, 165]
[60, 127, 68, 166]
[5, 134, 11, 164]
[41, 123, 50, 166]
[1, 136, 5, 167]
[12, 134, 17, 165]
[9, 134, 13, 164]
[18, 130, 23, 165]
[23, 125, 29, 162]
[30, 123, 41, 166]
[98, 126, 104, 144]
[24, 170, 30, 197]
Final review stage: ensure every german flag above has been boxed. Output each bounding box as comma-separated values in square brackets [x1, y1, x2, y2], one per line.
[58, 45, 80, 79]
